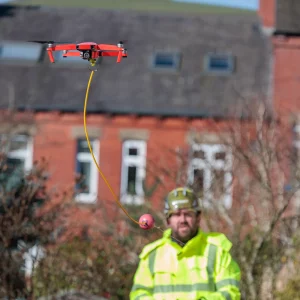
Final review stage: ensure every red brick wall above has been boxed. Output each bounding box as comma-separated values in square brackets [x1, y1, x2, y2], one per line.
[8, 109, 296, 239]
[30, 113, 225, 235]
[273, 37, 300, 116]
[33, 112, 214, 212]
[258, 0, 275, 28]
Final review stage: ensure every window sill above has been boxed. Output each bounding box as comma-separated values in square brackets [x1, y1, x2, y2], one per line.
[75, 194, 97, 204]
[121, 194, 144, 205]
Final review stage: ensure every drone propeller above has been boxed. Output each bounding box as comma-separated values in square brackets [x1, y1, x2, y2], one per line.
[28, 40, 72, 45]
[118, 40, 128, 53]
[28, 40, 55, 44]
[118, 40, 128, 46]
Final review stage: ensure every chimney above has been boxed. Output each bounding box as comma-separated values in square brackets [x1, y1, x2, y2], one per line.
[258, 0, 276, 28]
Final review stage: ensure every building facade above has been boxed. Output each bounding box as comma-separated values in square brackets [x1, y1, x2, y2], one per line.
[0, 3, 270, 216]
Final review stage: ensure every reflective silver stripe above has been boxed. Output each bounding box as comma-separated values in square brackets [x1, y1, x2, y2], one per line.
[148, 249, 157, 276]
[153, 283, 212, 294]
[216, 279, 240, 289]
[134, 293, 151, 300]
[220, 290, 232, 300]
[206, 244, 217, 291]
[131, 284, 153, 294]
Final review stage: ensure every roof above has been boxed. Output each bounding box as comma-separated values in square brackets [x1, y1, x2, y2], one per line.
[12, 0, 255, 15]
[275, 0, 300, 35]
[0, 4, 271, 118]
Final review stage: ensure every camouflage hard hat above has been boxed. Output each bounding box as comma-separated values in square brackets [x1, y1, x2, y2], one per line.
[164, 187, 200, 217]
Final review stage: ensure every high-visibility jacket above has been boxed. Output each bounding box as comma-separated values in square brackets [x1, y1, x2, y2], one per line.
[130, 229, 241, 300]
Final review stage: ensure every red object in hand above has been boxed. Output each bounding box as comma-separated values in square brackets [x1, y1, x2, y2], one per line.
[139, 214, 155, 230]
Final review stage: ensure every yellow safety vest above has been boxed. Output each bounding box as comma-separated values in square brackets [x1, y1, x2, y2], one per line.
[130, 229, 241, 300]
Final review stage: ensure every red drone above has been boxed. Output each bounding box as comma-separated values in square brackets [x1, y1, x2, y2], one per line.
[31, 40, 128, 66]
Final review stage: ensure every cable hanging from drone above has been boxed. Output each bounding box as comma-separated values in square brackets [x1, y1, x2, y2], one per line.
[31, 39, 167, 233]
[30, 40, 128, 67]
[83, 70, 182, 241]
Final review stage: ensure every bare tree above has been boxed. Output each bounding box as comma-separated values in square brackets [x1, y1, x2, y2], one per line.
[203, 103, 300, 300]
[32, 199, 163, 299]
[0, 115, 74, 299]
[144, 102, 300, 300]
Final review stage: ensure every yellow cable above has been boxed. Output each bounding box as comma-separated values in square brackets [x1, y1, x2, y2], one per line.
[83, 70, 186, 245]
[83, 70, 140, 226]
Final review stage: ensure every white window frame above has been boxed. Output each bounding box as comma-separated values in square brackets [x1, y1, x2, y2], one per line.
[1, 134, 33, 172]
[22, 244, 44, 277]
[204, 53, 235, 75]
[293, 124, 300, 148]
[120, 140, 146, 205]
[151, 51, 181, 71]
[0, 41, 42, 64]
[75, 139, 99, 204]
[188, 143, 233, 209]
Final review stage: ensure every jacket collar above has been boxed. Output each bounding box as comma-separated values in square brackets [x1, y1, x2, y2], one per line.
[163, 228, 204, 248]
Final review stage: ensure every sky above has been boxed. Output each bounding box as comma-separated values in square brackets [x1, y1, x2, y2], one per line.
[173, 0, 259, 10]
[0, 0, 259, 10]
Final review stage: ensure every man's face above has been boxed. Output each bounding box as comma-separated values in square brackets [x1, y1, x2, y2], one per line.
[167, 209, 200, 243]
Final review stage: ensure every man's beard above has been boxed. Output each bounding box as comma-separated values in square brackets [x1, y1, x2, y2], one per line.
[172, 223, 198, 244]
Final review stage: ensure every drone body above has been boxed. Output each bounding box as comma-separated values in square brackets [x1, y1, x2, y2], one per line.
[41, 41, 127, 66]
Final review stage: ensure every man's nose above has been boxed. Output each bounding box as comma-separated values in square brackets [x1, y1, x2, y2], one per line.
[178, 212, 187, 222]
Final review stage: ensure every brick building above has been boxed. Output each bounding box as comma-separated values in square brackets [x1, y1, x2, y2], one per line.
[0, 2, 270, 217]
[259, 0, 300, 191]
[258, 0, 300, 115]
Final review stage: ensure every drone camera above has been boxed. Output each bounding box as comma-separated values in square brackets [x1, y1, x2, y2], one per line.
[80, 51, 91, 60]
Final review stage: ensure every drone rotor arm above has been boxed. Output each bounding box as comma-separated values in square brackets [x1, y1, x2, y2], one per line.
[49, 44, 77, 51]
[100, 50, 121, 57]
[46, 44, 78, 63]
[63, 52, 81, 57]
[96, 44, 122, 51]
[100, 50, 127, 63]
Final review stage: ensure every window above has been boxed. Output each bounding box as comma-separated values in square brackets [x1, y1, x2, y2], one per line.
[75, 138, 99, 203]
[290, 124, 300, 183]
[0, 41, 42, 63]
[120, 140, 146, 205]
[23, 245, 44, 276]
[0, 134, 33, 172]
[152, 51, 181, 71]
[293, 124, 300, 148]
[204, 53, 235, 74]
[188, 143, 232, 208]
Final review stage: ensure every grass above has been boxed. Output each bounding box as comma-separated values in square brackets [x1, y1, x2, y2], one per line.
[10, 0, 255, 15]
